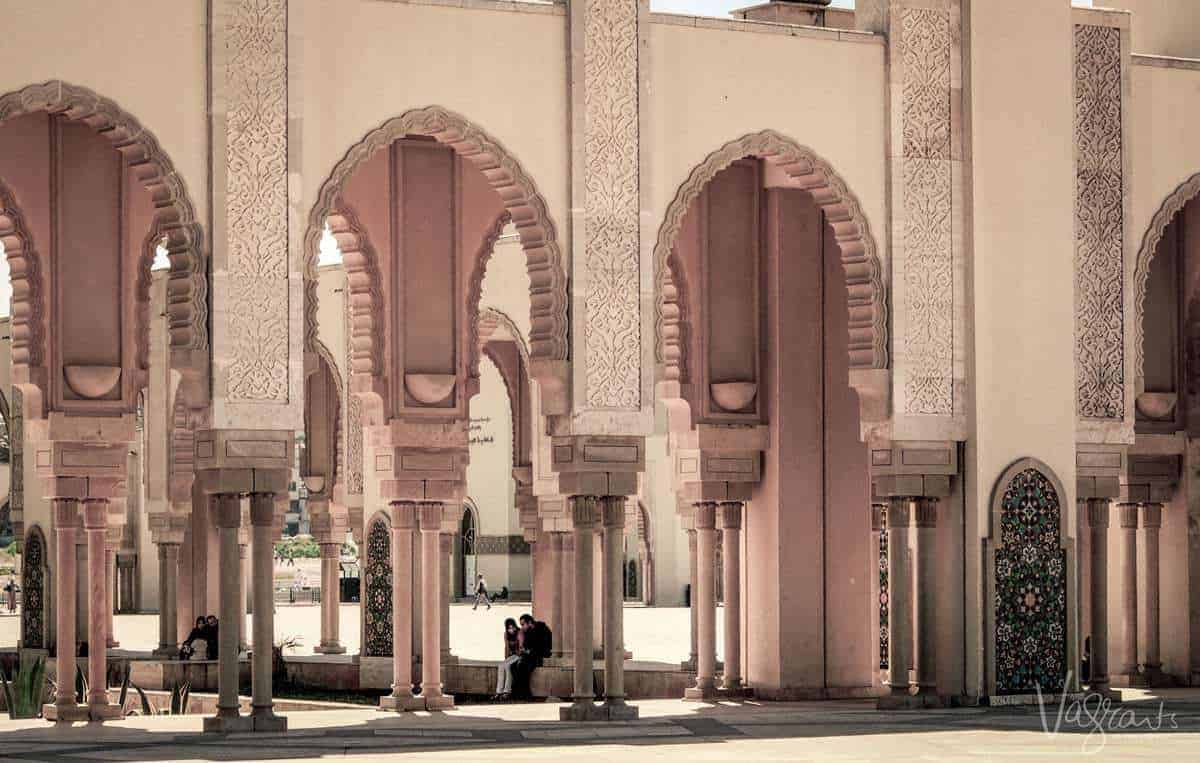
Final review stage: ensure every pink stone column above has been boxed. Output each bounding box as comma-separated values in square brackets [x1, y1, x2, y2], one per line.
[51, 499, 80, 717]
[593, 528, 604, 656]
[685, 528, 698, 670]
[547, 532, 564, 658]
[82, 500, 111, 713]
[153, 543, 180, 657]
[105, 545, 118, 647]
[915, 499, 938, 695]
[561, 532, 576, 664]
[440, 532, 453, 663]
[561, 497, 599, 720]
[210, 494, 243, 725]
[719, 502, 743, 692]
[1117, 503, 1139, 677]
[870, 503, 885, 684]
[316, 542, 345, 654]
[886, 498, 913, 695]
[381, 502, 416, 710]
[249, 494, 284, 727]
[1141, 503, 1163, 683]
[418, 503, 452, 709]
[238, 541, 248, 652]
[686, 503, 718, 700]
[1086, 499, 1111, 691]
[601, 497, 634, 716]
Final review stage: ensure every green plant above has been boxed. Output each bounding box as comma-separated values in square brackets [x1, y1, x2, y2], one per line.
[272, 635, 302, 688]
[131, 681, 190, 716]
[0, 657, 47, 719]
[74, 664, 87, 705]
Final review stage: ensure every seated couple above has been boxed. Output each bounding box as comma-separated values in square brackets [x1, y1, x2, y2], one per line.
[493, 614, 552, 701]
[179, 615, 220, 660]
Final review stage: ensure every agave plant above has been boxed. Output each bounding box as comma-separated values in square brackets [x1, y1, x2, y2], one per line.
[0, 657, 47, 719]
[131, 681, 190, 716]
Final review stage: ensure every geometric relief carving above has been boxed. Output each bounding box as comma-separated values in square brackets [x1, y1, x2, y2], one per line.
[878, 502, 889, 671]
[362, 517, 392, 657]
[994, 468, 1067, 695]
[901, 8, 954, 416]
[224, 0, 289, 403]
[20, 526, 45, 649]
[347, 299, 364, 496]
[582, 0, 641, 410]
[1074, 24, 1124, 419]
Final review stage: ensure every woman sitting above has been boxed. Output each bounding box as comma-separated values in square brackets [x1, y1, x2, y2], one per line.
[492, 618, 522, 700]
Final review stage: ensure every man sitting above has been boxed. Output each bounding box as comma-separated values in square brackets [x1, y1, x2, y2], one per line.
[510, 613, 552, 700]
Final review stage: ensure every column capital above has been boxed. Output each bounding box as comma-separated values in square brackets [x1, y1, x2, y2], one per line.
[601, 496, 627, 529]
[887, 498, 911, 528]
[1085, 498, 1111, 528]
[52, 499, 81, 528]
[82, 499, 109, 530]
[693, 502, 717, 530]
[1117, 503, 1139, 529]
[249, 492, 277, 526]
[914, 498, 938, 528]
[214, 493, 243, 529]
[549, 530, 566, 551]
[569, 495, 600, 529]
[871, 503, 886, 532]
[390, 501, 418, 530]
[1142, 503, 1163, 529]
[718, 502, 743, 530]
[418, 502, 446, 531]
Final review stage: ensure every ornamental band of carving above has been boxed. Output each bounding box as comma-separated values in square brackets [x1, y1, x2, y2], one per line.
[901, 8, 954, 416]
[225, 0, 290, 403]
[582, 0, 642, 410]
[1074, 24, 1125, 419]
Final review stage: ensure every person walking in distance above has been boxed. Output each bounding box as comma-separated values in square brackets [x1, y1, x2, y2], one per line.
[472, 573, 491, 611]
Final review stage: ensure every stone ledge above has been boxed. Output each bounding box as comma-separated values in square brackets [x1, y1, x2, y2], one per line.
[647, 10, 880, 44]
[1132, 53, 1200, 71]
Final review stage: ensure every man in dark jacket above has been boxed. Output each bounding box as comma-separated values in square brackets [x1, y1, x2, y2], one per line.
[510, 614, 552, 700]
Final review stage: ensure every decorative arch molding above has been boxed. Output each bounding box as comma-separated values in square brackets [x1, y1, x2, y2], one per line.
[1133, 171, 1200, 395]
[0, 81, 208, 409]
[302, 106, 569, 415]
[0, 177, 45, 411]
[478, 306, 532, 468]
[306, 338, 345, 497]
[468, 210, 514, 380]
[653, 130, 889, 385]
[326, 204, 384, 424]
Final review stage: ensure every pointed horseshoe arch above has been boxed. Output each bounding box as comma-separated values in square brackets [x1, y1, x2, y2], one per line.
[653, 130, 889, 386]
[0, 81, 208, 414]
[1133, 171, 1200, 395]
[303, 106, 569, 415]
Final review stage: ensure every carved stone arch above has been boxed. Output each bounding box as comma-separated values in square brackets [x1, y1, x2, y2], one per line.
[168, 387, 196, 509]
[0, 81, 209, 414]
[1133, 171, 1200, 395]
[0, 177, 45, 417]
[304, 339, 344, 497]
[303, 106, 569, 418]
[468, 210, 514, 381]
[653, 130, 889, 394]
[477, 307, 532, 468]
[984, 457, 1075, 698]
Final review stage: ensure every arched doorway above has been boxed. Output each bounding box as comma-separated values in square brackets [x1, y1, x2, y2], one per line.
[457, 500, 479, 599]
[20, 525, 46, 650]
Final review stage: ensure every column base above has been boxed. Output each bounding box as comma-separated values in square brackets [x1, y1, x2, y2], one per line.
[718, 684, 753, 700]
[877, 693, 943, 710]
[250, 707, 288, 732]
[684, 677, 719, 701]
[314, 643, 347, 655]
[559, 699, 637, 721]
[204, 711, 256, 733]
[43, 703, 91, 723]
[87, 702, 125, 721]
[378, 694, 426, 712]
[417, 692, 456, 711]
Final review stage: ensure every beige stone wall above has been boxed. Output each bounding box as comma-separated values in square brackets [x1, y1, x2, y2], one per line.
[1118, 0, 1200, 58]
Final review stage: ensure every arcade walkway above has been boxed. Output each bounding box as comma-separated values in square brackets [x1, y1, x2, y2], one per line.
[0, 692, 1196, 760]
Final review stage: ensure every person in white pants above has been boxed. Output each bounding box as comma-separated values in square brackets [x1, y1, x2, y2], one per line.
[473, 573, 491, 611]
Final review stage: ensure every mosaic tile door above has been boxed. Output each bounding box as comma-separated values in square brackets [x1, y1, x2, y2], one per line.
[994, 468, 1067, 694]
[363, 517, 392, 657]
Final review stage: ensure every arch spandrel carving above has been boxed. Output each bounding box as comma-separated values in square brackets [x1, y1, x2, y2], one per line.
[0, 81, 209, 418]
[303, 106, 570, 421]
[653, 130, 890, 430]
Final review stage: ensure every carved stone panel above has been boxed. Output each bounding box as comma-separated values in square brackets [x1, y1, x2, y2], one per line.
[576, 0, 642, 411]
[1074, 23, 1125, 421]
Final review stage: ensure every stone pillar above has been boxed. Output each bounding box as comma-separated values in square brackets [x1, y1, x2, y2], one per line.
[105, 544, 118, 648]
[238, 541, 248, 652]
[249, 493, 284, 729]
[440, 532, 453, 663]
[1141, 503, 1163, 684]
[548, 532, 564, 658]
[885, 498, 913, 696]
[871, 503, 885, 683]
[1117, 502, 1139, 678]
[83, 500, 112, 714]
[719, 502, 744, 693]
[208, 494, 244, 729]
[561, 532, 576, 664]
[914, 499, 938, 696]
[561, 497, 599, 720]
[600, 497, 636, 717]
[153, 543, 180, 657]
[686, 503, 718, 700]
[316, 541, 345, 654]
[1086, 499, 1111, 692]
[593, 529, 604, 656]
[381, 502, 417, 711]
[418, 503, 453, 709]
[49, 499, 80, 721]
[684, 528, 698, 670]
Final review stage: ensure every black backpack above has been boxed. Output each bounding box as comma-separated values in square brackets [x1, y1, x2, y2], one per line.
[536, 622, 553, 658]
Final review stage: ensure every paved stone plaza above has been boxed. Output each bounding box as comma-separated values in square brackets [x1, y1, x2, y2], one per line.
[0, 693, 1195, 761]
[0, 603, 714, 664]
